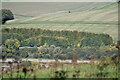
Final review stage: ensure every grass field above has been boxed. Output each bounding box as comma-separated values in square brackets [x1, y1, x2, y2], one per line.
[1, 2, 118, 41]
[1, 63, 118, 78]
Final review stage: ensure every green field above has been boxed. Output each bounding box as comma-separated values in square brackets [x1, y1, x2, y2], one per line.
[1, 63, 118, 78]
[1, 2, 118, 41]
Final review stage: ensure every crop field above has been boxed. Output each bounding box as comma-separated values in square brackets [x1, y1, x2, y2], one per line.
[1, 2, 118, 41]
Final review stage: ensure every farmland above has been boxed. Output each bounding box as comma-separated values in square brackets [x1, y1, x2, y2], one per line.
[1, 2, 118, 41]
[0, 2, 119, 79]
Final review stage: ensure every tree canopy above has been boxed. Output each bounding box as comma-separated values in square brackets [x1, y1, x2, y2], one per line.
[0, 9, 14, 24]
[2, 39, 20, 58]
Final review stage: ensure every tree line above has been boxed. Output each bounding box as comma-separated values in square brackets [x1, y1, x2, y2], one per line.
[0, 28, 116, 59]
[1, 28, 113, 48]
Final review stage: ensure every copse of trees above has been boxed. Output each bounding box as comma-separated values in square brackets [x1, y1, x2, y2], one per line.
[1, 28, 113, 48]
[0, 9, 14, 24]
[1, 28, 116, 59]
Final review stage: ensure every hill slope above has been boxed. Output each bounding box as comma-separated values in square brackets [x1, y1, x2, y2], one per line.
[1, 2, 118, 41]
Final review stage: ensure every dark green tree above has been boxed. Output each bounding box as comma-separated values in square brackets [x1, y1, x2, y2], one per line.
[0, 9, 14, 24]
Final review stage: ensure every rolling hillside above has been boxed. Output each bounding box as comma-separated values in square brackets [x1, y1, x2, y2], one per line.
[1, 2, 118, 41]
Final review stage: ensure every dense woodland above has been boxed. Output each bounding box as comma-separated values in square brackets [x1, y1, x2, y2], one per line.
[0, 28, 118, 59]
[1, 28, 113, 47]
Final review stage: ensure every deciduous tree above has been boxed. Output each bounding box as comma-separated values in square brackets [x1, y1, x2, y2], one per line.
[0, 9, 14, 24]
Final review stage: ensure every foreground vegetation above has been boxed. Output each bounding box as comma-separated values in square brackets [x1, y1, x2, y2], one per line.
[1, 54, 120, 78]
